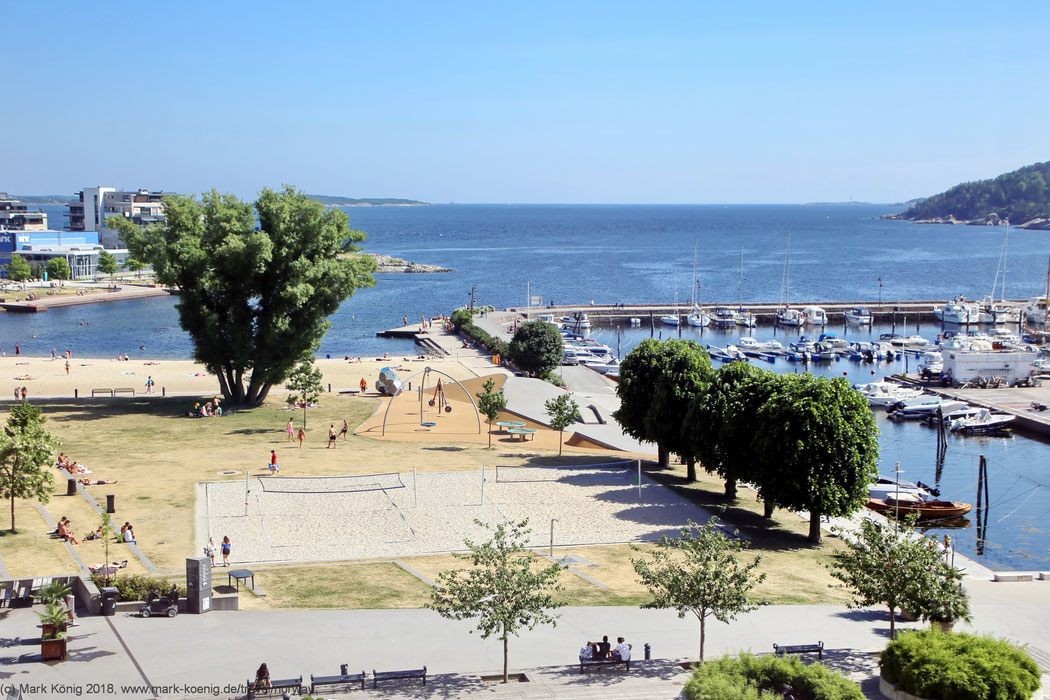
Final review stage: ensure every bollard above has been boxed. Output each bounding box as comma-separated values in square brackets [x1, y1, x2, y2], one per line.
[644, 642, 651, 660]
[162, 386, 166, 396]
[74, 388, 78, 398]
[106, 494, 116, 514]
[328, 383, 332, 393]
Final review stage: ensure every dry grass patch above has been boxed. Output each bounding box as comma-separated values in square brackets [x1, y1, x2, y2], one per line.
[236, 562, 432, 610]
[0, 506, 80, 577]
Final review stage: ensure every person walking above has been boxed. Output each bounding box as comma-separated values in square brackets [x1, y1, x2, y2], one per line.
[220, 536, 231, 566]
[20, 386, 27, 401]
[145, 376, 155, 394]
[286, 418, 294, 442]
[340, 419, 349, 441]
[327, 424, 337, 448]
[13, 388, 18, 402]
[204, 537, 217, 566]
[297, 427, 305, 448]
[65, 360, 70, 375]
[269, 449, 279, 475]
[359, 377, 367, 394]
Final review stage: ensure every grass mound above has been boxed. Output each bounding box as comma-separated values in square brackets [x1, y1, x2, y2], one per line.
[881, 630, 1040, 700]
[684, 652, 863, 700]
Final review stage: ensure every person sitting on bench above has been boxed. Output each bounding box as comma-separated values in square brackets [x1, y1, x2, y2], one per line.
[580, 641, 594, 660]
[595, 636, 611, 660]
[254, 663, 272, 690]
[610, 637, 631, 661]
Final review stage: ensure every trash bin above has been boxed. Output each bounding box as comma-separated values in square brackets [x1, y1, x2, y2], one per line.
[101, 587, 119, 616]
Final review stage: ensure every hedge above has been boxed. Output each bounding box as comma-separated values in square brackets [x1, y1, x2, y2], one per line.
[90, 573, 187, 602]
[450, 307, 508, 355]
[881, 630, 1040, 700]
[685, 653, 863, 700]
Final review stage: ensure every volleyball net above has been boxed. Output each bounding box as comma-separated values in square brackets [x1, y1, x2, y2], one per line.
[257, 472, 407, 495]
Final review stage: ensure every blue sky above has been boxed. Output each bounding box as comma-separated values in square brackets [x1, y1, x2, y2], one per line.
[5, 2, 1048, 203]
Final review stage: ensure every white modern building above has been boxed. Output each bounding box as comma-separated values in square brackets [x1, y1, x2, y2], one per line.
[941, 350, 1039, 385]
[0, 193, 49, 231]
[66, 187, 168, 248]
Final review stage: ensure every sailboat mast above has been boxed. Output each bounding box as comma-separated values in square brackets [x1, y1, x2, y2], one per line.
[1002, 227, 1008, 303]
[1044, 255, 1050, 328]
[739, 244, 744, 305]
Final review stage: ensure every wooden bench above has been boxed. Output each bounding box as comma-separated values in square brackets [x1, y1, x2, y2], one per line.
[311, 670, 365, 693]
[91, 388, 114, 397]
[113, 387, 135, 396]
[773, 641, 823, 660]
[579, 656, 630, 673]
[372, 667, 426, 687]
[10, 584, 34, 609]
[245, 674, 302, 698]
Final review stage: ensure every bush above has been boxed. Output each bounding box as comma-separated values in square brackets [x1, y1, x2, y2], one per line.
[881, 630, 1040, 700]
[90, 573, 187, 602]
[685, 653, 863, 700]
[450, 308, 472, 330]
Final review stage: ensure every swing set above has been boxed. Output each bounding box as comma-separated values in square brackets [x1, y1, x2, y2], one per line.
[380, 366, 483, 435]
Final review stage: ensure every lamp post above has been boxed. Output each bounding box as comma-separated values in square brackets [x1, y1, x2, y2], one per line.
[550, 518, 558, 558]
[469, 285, 478, 313]
[892, 462, 903, 530]
[878, 277, 883, 307]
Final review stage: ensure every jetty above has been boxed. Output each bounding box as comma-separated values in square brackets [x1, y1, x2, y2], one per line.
[504, 299, 1029, 326]
[0, 285, 172, 313]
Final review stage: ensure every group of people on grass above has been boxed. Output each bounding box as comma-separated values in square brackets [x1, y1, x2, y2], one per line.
[284, 418, 349, 449]
[580, 636, 632, 662]
[57, 453, 90, 476]
[186, 397, 223, 418]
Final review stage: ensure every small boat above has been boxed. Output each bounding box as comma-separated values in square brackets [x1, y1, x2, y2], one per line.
[818, 333, 848, 349]
[629, 317, 641, 327]
[950, 409, 1015, 433]
[712, 306, 738, 328]
[903, 334, 930, 346]
[776, 307, 805, 327]
[889, 399, 969, 420]
[845, 307, 873, 324]
[736, 312, 757, 328]
[869, 474, 938, 502]
[936, 298, 980, 324]
[661, 315, 680, 327]
[686, 305, 711, 327]
[802, 305, 828, 326]
[918, 351, 943, 377]
[866, 493, 973, 520]
[854, 381, 923, 408]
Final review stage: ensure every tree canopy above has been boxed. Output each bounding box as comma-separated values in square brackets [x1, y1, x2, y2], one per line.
[899, 161, 1050, 223]
[286, 356, 324, 427]
[632, 519, 764, 663]
[121, 186, 377, 405]
[46, 257, 70, 281]
[508, 321, 563, 377]
[96, 250, 118, 278]
[753, 374, 879, 542]
[4, 254, 32, 282]
[0, 401, 60, 531]
[428, 519, 563, 683]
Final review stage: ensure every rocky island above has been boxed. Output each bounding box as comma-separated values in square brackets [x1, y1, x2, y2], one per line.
[365, 253, 452, 273]
[882, 161, 1050, 229]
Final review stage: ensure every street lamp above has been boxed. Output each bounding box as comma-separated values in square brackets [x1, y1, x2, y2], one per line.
[550, 518, 558, 558]
[878, 277, 884, 307]
[469, 285, 478, 313]
[892, 462, 904, 529]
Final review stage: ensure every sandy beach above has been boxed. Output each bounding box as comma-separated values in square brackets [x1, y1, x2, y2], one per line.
[0, 353, 477, 400]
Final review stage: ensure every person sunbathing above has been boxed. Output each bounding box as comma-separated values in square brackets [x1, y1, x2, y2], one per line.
[58, 520, 80, 545]
[79, 478, 117, 486]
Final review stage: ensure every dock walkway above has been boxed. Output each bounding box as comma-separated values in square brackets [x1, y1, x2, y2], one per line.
[897, 375, 1050, 439]
[0, 284, 171, 312]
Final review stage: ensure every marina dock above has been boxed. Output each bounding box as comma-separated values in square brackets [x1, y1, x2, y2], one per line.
[0, 284, 173, 312]
[895, 375, 1050, 440]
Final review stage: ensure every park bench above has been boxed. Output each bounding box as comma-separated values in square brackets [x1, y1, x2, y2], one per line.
[310, 668, 366, 693]
[245, 674, 302, 698]
[91, 388, 114, 397]
[578, 655, 631, 673]
[773, 641, 824, 660]
[113, 387, 135, 396]
[372, 666, 427, 687]
[10, 583, 34, 609]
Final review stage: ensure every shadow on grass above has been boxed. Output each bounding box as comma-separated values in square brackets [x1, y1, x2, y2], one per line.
[37, 397, 245, 423]
[422, 446, 467, 452]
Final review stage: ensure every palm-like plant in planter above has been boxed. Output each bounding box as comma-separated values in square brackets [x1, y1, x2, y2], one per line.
[35, 580, 72, 607]
[912, 567, 972, 632]
[37, 603, 69, 661]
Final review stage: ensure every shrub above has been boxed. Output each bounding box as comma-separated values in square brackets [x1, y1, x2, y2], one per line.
[90, 573, 187, 602]
[450, 308, 472, 330]
[685, 653, 863, 700]
[880, 630, 1040, 700]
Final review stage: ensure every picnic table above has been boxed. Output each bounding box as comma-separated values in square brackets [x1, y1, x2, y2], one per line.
[496, 420, 526, 432]
[507, 427, 537, 441]
[228, 568, 255, 591]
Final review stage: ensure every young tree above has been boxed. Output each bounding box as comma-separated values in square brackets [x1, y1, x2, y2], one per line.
[119, 187, 377, 405]
[753, 374, 879, 542]
[285, 357, 324, 428]
[99, 512, 117, 586]
[46, 257, 71, 281]
[428, 519, 564, 683]
[544, 393, 581, 456]
[632, 519, 765, 663]
[507, 321, 563, 377]
[96, 251, 118, 280]
[476, 378, 508, 448]
[828, 516, 962, 639]
[0, 401, 60, 531]
[124, 258, 146, 278]
[645, 340, 713, 480]
[4, 254, 32, 282]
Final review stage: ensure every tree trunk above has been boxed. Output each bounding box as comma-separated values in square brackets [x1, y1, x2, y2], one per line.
[724, 478, 737, 499]
[763, 500, 774, 518]
[658, 445, 669, 468]
[808, 509, 822, 543]
[558, 430, 563, 456]
[503, 632, 509, 683]
[699, 614, 706, 663]
[686, 456, 696, 482]
[302, 403, 307, 429]
[889, 606, 896, 640]
[9, 493, 15, 532]
[488, 418, 493, 448]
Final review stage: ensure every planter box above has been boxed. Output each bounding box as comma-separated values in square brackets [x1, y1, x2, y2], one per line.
[41, 637, 67, 661]
[881, 673, 1043, 700]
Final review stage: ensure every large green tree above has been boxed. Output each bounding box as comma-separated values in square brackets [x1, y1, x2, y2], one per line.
[685, 362, 777, 499]
[645, 340, 713, 480]
[46, 257, 71, 281]
[0, 401, 60, 531]
[96, 250, 118, 280]
[507, 321, 563, 377]
[829, 516, 963, 639]
[4, 254, 32, 282]
[121, 187, 376, 405]
[754, 374, 879, 543]
[632, 519, 765, 663]
[429, 519, 564, 683]
[614, 339, 670, 465]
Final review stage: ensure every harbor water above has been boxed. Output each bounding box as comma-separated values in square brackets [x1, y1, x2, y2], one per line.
[3, 204, 1050, 570]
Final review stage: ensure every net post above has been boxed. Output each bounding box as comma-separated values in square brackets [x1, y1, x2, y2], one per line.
[637, 459, 642, 500]
[413, 466, 418, 508]
[244, 471, 250, 516]
[481, 463, 486, 505]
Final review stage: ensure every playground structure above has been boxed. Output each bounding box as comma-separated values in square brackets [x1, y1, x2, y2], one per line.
[380, 366, 483, 436]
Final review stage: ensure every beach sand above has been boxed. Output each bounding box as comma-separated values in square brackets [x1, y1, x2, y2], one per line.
[0, 354, 476, 400]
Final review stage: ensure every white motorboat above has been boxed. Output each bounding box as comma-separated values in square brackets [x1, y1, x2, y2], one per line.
[686, 305, 711, 327]
[937, 298, 980, 324]
[1026, 295, 1050, 328]
[712, 306, 738, 328]
[890, 399, 969, 420]
[736, 312, 757, 328]
[979, 300, 1021, 325]
[737, 337, 763, 351]
[903, 335, 930, 346]
[845, 307, 873, 324]
[990, 328, 1022, 345]
[802, 305, 828, 325]
[818, 333, 848, 349]
[854, 382, 924, 407]
[776, 307, 805, 327]
[661, 315, 680, 327]
[869, 474, 938, 502]
[918, 351, 943, 376]
[950, 409, 1015, 433]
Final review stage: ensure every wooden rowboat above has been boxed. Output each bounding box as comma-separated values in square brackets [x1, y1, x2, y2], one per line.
[866, 496, 973, 521]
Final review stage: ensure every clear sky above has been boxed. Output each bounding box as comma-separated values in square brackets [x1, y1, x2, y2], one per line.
[5, 2, 1048, 203]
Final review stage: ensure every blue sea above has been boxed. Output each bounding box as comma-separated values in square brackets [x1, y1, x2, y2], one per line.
[4, 204, 1050, 571]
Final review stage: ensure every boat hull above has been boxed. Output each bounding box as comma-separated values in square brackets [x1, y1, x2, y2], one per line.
[865, 499, 973, 520]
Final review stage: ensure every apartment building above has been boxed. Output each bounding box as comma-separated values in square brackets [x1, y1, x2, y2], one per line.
[0, 193, 49, 231]
[66, 187, 168, 247]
